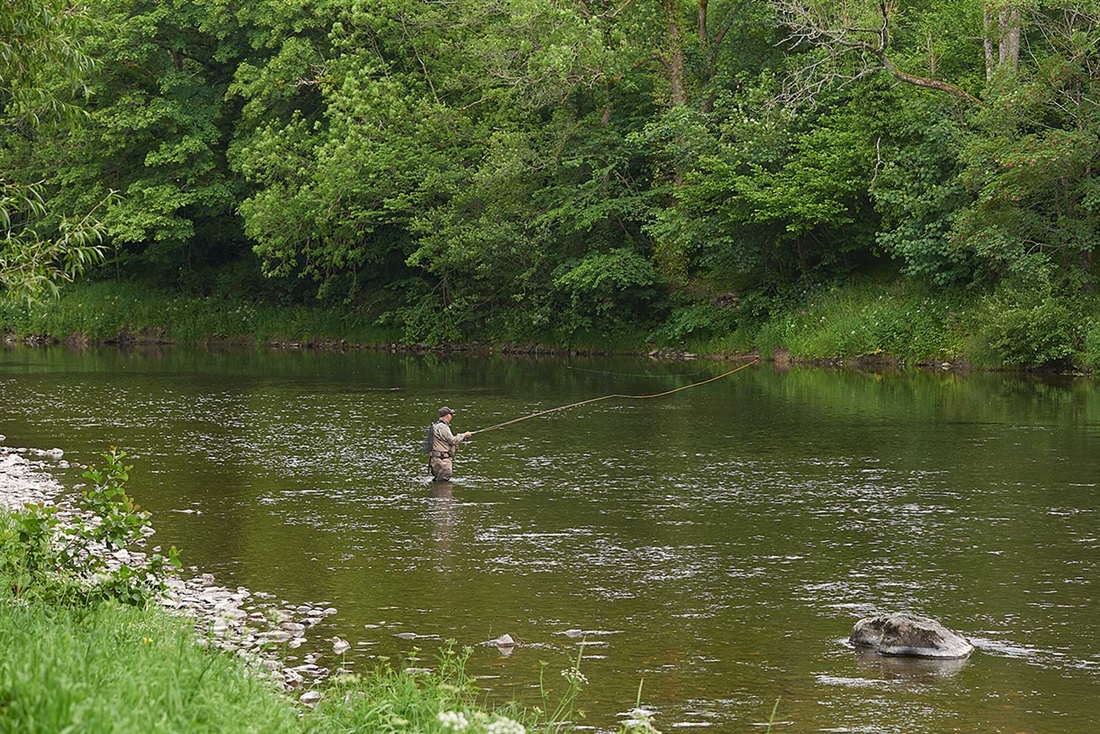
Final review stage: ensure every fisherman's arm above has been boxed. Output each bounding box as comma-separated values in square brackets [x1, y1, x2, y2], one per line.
[437, 422, 471, 449]
[449, 428, 473, 448]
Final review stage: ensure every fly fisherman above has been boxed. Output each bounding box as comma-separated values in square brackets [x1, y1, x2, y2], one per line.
[427, 407, 472, 482]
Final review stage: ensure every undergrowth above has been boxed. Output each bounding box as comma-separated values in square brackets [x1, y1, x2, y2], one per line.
[0, 280, 399, 346]
[3, 276, 1097, 371]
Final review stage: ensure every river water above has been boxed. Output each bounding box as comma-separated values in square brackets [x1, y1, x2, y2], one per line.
[1, 346, 1098, 732]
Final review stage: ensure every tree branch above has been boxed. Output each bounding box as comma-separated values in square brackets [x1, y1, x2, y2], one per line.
[772, 0, 982, 106]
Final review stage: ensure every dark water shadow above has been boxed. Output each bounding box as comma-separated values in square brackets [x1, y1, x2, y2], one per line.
[854, 648, 970, 681]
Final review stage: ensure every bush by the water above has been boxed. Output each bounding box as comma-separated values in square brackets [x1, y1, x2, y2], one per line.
[971, 277, 1095, 370]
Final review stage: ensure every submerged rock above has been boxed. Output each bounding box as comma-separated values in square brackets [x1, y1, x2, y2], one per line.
[485, 633, 519, 648]
[850, 613, 973, 659]
[854, 648, 969, 680]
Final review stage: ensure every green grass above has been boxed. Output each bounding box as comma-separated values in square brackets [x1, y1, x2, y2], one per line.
[750, 279, 975, 364]
[0, 591, 555, 734]
[0, 509, 296, 734]
[0, 598, 302, 734]
[0, 582, 568, 734]
[0, 280, 400, 346]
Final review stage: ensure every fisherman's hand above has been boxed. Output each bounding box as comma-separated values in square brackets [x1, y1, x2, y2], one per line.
[464, 432, 473, 439]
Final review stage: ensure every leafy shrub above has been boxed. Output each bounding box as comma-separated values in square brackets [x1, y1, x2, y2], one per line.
[1081, 320, 1100, 370]
[3, 449, 180, 605]
[387, 291, 473, 346]
[649, 303, 738, 346]
[982, 295, 1079, 369]
[552, 249, 660, 336]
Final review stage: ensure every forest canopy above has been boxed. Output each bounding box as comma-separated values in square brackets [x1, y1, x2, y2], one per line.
[2, 0, 1098, 353]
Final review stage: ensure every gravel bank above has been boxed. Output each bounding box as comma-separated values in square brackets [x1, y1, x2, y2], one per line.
[0, 441, 344, 703]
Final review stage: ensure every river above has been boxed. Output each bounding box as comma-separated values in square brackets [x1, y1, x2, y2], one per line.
[1, 345, 1097, 732]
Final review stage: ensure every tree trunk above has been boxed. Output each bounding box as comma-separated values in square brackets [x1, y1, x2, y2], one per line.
[997, 8, 1021, 72]
[664, 0, 687, 106]
[984, 4, 1021, 80]
[1005, 9, 1021, 72]
[983, 9, 996, 80]
[698, 0, 719, 113]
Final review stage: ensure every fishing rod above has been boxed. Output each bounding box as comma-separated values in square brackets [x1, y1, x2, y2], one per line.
[468, 357, 759, 436]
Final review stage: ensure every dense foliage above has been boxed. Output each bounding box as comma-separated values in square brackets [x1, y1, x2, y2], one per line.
[2, 1, 1099, 365]
[1, 0, 114, 303]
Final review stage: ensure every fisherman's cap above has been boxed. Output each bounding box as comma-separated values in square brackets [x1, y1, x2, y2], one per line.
[438, 406, 456, 417]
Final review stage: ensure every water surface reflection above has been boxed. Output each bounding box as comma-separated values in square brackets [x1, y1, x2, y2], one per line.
[1, 346, 1098, 732]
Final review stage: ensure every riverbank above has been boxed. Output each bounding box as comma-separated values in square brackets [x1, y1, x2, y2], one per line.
[2, 278, 1098, 372]
[0, 447, 352, 694]
[0, 445, 599, 734]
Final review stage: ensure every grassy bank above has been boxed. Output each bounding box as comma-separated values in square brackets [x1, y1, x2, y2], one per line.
[2, 278, 1099, 370]
[0, 593, 298, 733]
[640, 277, 1100, 372]
[0, 281, 400, 347]
[743, 278, 1100, 371]
[0, 584, 568, 734]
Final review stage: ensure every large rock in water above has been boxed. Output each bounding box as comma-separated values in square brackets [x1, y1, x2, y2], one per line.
[849, 613, 973, 659]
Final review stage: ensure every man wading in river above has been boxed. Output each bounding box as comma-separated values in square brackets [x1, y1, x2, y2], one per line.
[426, 407, 472, 482]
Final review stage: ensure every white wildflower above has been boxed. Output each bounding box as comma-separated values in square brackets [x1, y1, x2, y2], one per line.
[485, 716, 525, 734]
[436, 710, 469, 732]
[560, 667, 588, 686]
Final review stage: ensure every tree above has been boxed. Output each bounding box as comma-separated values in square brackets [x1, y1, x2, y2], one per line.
[35, 0, 257, 290]
[953, 3, 1100, 282]
[771, 0, 984, 104]
[231, 0, 663, 340]
[770, 0, 1100, 289]
[0, 0, 111, 303]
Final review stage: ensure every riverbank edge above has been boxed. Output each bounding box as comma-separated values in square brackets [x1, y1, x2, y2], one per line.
[2, 278, 1097, 374]
[3, 329, 986, 377]
[1, 323, 1056, 378]
[0, 446, 342, 698]
[0, 445, 585, 733]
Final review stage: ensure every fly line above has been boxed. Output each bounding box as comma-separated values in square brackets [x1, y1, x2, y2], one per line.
[468, 357, 759, 436]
